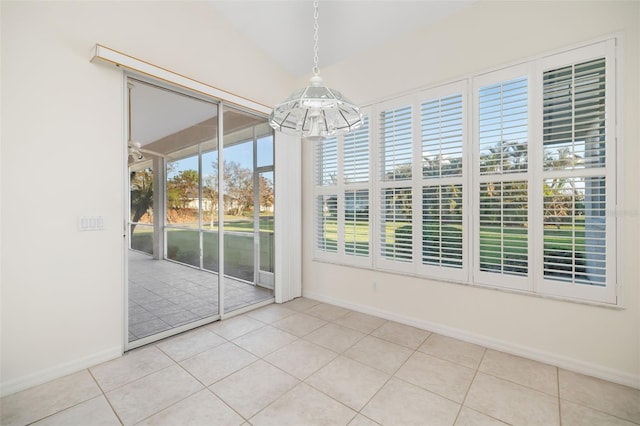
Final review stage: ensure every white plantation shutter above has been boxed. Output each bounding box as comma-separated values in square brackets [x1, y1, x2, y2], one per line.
[312, 39, 616, 304]
[317, 137, 338, 186]
[543, 176, 606, 285]
[419, 84, 466, 280]
[315, 136, 338, 256]
[475, 68, 530, 290]
[344, 117, 370, 183]
[314, 113, 372, 265]
[343, 117, 371, 260]
[543, 58, 606, 171]
[377, 101, 414, 272]
[478, 77, 528, 174]
[380, 105, 413, 181]
[478, 180, 529, 276]
[422, 184, 463, 268]
[345, 189, 369, 257]
[316, 194, 337, 253]
[538, 41, 615, 303]
[422, 94, 464, 178]
[380, 186, 413, 262]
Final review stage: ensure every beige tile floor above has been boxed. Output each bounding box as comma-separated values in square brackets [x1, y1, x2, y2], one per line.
[2, 298, 639, 426]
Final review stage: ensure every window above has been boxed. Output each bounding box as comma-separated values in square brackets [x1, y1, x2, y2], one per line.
[344, 118, 371, 257]
[419, 85, 466, 281]
[473, 68, 531, 291]
[316, 137, 338, 253]
[537, 44, 614, 303]
[314, 113, 372, 266]
[378, 103, 413, 271]
[314, 39, 617, 304]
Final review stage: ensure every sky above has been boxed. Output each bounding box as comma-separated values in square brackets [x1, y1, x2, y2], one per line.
[168, 135, 273, 179]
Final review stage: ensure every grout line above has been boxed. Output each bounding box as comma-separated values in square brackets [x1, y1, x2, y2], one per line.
[87, 368, 125, 426]
[205, 385, 251, 424]
[558, 366, 563, 425]
[453, 347, 486, 425]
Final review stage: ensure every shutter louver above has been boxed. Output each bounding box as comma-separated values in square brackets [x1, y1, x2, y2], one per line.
[477, 75, 529, 281]
[542, 56, 607, 287]
[420, 90, 465, 271]
[479, 77, 528, 174]
[422, 184, 463, 268]
[344, 117, 370, 183]
[381, 106, 413, 181]
[317, 137, 338, 186]
[479, 180, 528, 276]
[543, 58, 606, 171]
[345, 189, 369, 257]
[316, 195, 337, 252]
[380, 187, 412, 262]
[543, 176, 606, 285]
[422, 94, 463, 178]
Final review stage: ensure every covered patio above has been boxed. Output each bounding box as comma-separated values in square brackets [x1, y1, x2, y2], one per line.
[128, 251, 273, 341]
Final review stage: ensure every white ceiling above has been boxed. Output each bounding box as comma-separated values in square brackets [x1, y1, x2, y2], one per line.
[211, 0, 476, 77]
[129, 1, 477, 155]
[130, 80, 218, 146]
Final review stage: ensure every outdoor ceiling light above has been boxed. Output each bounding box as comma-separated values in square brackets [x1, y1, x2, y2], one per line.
[127, 83, 145, 163]
[269, 0, 363, 141]
[128, 140, 144, 162]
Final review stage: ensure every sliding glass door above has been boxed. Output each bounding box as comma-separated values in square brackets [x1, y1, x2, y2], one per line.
[126, 77, 274, 348]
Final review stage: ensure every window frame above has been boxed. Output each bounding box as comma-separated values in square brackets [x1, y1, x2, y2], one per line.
[533, 41, 617, 304]
[472, 63, 533, 292]
[314, 107, 373, 268]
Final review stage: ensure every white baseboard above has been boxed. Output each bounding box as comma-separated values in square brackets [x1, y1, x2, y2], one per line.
[304, 291, 640, 390]
[0, 346, 122, 398]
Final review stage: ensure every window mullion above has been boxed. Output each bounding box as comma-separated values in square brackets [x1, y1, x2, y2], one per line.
[530, 63, 544, 294]
[412, 96, 422, 269]
[337, 134, 345, 258]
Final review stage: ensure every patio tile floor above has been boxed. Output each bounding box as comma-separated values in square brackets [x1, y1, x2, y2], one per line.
[128, 251, 272, 342]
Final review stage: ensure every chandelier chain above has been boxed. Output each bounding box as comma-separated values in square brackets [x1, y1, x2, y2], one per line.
[312, 0, 319, 75]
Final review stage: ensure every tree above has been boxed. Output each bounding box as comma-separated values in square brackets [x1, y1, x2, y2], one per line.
[480, 140, 528, 173]
[203, 174, 218, 228]
[167, 169, 199, 210]
[422, 154, 462, 177]
[130, 168, 153, 231]
[224, 161, 253, 216]
[258, 175, 274, 213]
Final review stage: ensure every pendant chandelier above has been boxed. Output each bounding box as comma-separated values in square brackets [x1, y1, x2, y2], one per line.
[269, 0, 363, 140]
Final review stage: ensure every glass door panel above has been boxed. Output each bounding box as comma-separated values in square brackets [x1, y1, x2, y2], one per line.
[129, 166, 154, 255]
[126, 79, 275, 347]
[222, 138, 255, 283]
[258, 170, 275, 288]
[222, 107, 274, 313]
[130, 224, 153, 255]
[166, 229, 200, 268]
[166, 152, 201, 267]
[127, 78, 219, 347]
[202, 144, 220, 274]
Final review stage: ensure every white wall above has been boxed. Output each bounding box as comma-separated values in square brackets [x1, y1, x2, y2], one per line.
[302, 1, 640, 387]
[0, 1, 291, 396]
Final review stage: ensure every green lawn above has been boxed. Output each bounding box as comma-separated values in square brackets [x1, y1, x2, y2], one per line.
[177, 217, 274, 233]
[130, 225, 274, 282]
[318, 220, 588, 270]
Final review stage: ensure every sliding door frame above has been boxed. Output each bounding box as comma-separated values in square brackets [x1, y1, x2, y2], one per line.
[92, 44, 300, 352]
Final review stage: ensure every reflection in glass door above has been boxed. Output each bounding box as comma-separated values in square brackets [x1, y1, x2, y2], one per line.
[221, 106, 275, 312]
[130, 166, 154, 256]
[126, 78, 274, 348]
